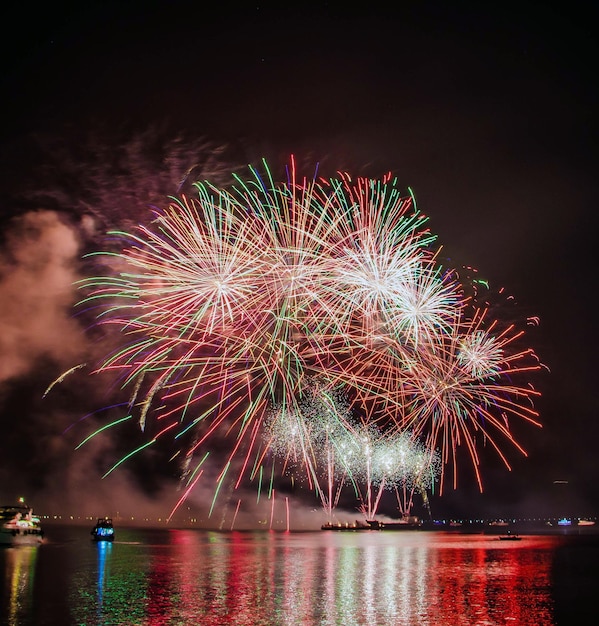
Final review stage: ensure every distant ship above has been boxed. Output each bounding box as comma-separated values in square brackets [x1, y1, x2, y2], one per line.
[322, 517, 422, 531]
[0, 504, 44, 546]
[91, 517, 115, 542]
[498, 532, 522, 541]
[366, 517, 423, 530]
[321, 520, 371, 531]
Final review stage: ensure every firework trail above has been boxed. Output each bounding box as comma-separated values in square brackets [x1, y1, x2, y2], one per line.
[43, 363, 87, 398]
[77, 156, 543, 518]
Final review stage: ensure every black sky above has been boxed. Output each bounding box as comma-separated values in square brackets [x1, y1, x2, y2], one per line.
[0, 1, 598, 524]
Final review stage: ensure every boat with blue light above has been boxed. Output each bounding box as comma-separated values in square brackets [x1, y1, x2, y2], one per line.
[91, 517, 115, 542]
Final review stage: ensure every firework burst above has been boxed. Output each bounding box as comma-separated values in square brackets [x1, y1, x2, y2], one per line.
[77, 156, 543, 520]
[400, 306, 542, 492]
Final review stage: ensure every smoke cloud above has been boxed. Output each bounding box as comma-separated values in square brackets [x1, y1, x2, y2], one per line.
[0, 210, 87, 386]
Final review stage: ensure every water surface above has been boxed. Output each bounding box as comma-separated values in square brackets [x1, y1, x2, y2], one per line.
[1, 526, 596, 625]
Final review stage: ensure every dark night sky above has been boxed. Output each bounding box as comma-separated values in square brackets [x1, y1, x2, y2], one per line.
[0, 1, 597, 526]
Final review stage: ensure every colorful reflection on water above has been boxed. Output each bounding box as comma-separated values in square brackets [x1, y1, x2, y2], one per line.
[2, 545, 38, 624]
[1, 527, 597, 625]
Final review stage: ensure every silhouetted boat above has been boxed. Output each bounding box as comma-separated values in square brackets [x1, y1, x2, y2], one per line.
[91, 517, 115, 541]
[321, 520, 371, 531]
[366, 517, 422, 530]
[322, 517, 422, 531]
[0, 504, 44, 546]
[498, 532, 521, 541]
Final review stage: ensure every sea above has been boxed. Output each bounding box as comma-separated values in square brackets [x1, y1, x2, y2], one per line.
[1, 524, 597, 626]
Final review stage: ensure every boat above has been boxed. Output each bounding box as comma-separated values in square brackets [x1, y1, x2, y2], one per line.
[0, 504, 44, 546]
[91, 517, 115, 542]
[321, 520, 371, 531]
[498, 532, 521, 541]
[366, 517, 423, 530]
[321, 516, 424, 531]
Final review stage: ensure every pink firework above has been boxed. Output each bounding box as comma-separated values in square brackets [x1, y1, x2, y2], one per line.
[77, 157, 543, 516]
